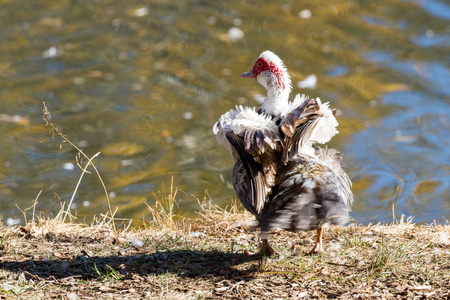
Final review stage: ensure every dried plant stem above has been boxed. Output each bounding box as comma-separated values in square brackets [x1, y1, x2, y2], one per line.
[63, 152, 100, 223]
[42, 102, 116, 231]
[31, 190, 43, 223]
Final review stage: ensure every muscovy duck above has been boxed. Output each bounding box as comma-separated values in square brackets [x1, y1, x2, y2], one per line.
[214, 51, 353, 255]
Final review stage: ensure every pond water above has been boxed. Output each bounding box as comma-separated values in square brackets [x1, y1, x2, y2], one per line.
[0, 0, 449, 226]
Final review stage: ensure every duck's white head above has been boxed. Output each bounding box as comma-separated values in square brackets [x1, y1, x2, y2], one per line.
[241, 51, 292, 116]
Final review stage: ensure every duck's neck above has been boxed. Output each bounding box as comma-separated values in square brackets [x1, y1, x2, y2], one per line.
[259, 86, 291, 118]
[256, 70, 292, 118]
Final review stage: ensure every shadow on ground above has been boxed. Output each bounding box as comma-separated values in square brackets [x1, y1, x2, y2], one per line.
[0, 249, 260, 281]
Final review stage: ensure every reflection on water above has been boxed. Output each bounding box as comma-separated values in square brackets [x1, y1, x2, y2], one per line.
[0, 0, 448, 225]
[348, 90, 449, 223]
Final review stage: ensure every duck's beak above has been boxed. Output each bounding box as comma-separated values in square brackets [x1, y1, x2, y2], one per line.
[240, 71, 255, 78]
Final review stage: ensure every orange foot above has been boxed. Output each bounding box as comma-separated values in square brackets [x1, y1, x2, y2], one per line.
[309, 227, 324, 255]
[260, 238, 277, 256]
[293, 227, 325, 256]
[308, 241, 324, 255]
[291, 244, 323, 256]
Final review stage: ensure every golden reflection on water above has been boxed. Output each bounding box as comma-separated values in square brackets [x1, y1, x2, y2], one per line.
[0, 0, 448, 225]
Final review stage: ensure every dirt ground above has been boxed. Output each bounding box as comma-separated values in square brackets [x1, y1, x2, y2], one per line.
[0, 211, 449, 299]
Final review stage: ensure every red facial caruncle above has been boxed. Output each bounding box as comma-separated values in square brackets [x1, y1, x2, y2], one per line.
[241, 57, 286, 89]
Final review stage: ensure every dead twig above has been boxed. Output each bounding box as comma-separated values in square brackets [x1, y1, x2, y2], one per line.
[63, 152, 100, 223]
[42, 102, 116, 232]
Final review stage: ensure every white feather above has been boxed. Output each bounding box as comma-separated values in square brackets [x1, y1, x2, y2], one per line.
[213, 107, 240, 155]
[285, 93, 309, 115]
[230, 107, 278, 135]
[213, 106, 278, 160]
[310, 98, 339, 144]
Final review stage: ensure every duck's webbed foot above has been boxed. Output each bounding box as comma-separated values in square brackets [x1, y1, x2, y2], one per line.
[292, 227, 324, 256]
[260, 238, 277, 256]
[309, 227, 324, 255]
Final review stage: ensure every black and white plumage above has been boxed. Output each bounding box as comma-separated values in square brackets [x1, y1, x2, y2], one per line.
[213, 51, 353, 254]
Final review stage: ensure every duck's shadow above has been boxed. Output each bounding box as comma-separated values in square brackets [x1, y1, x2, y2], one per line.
[0, 249, 260, 280]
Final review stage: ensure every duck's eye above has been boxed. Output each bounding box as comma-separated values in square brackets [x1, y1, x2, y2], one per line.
[257, 62, 262, 67]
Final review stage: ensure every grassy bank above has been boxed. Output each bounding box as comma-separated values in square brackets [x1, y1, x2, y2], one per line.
[0, 202, 449, 299]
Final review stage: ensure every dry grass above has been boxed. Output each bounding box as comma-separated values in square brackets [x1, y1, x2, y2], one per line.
[0, 198, 449, 299]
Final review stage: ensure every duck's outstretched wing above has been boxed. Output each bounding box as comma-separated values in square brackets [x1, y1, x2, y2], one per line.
[214, 106, 280, 215]
[230, 106, 281, 156]
[213, 106, 281, 160]
[226, 132, 263, 215]
[281, 95, 339, 162]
